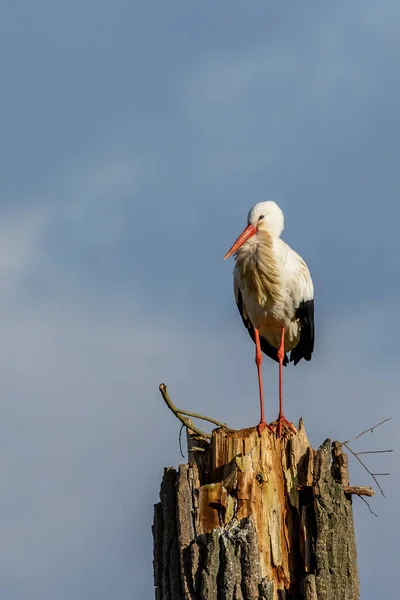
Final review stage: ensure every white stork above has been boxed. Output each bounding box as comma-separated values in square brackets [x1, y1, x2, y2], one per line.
[224, 201, 314, 436]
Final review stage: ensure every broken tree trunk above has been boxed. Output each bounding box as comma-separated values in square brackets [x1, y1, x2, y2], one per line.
[153, 421, 360, 600]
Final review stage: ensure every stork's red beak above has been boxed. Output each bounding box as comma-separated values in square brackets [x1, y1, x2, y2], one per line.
[223, 224, 257, 260]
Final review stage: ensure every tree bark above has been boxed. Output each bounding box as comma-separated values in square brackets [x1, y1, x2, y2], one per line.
[153, 422, 360, 600]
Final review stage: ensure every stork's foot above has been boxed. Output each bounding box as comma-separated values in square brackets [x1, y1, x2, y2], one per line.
[257, 420, 274, 436]
[270, 414, 297, 437]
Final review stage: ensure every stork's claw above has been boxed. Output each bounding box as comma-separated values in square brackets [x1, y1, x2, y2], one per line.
[270, 415, 297, 437]
[257, 421, 274, 436]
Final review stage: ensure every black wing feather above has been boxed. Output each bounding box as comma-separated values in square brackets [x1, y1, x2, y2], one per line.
[290, 299, 315, 366]
[236, 288, 289, 366]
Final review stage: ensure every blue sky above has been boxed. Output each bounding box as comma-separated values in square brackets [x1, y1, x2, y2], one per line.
[0, 1, 398, 598]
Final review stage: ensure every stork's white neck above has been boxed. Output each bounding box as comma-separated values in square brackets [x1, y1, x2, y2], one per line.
[235, 231, 283, 305]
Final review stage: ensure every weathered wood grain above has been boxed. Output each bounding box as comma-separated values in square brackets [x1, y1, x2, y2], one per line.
[153, 424, 360, 599]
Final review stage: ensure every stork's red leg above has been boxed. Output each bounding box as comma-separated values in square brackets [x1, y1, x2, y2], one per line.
[272, 327, 296, 436]
[254, 329, 271, 435]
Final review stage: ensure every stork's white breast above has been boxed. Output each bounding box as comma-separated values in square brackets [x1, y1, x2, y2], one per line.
[234, 238, 313, 351]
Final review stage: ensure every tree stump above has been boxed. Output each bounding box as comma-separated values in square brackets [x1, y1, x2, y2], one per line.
[153, 421, 360, 600]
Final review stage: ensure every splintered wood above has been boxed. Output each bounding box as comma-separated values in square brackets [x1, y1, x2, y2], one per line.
[153, 422, 360, 600]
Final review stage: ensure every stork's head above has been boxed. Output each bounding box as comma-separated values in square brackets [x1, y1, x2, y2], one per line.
[224, 201, 284, 260]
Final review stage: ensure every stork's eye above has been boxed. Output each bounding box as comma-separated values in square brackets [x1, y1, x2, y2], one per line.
[258, 215, 264, 221]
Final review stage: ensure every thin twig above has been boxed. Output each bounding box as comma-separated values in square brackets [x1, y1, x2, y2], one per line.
[159, 383, 213, 439]
[342, 418, 391, 444]
[356, 450, 393, 455]
[178, 424, 185, 459]
[342, 442, 386, 498]
[339, 417, 392, 499]
[359, 495, 378, 517]
[371, 473, 390, 476]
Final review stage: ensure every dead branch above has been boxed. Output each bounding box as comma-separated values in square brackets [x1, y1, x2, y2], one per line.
[343, 486, 375, 497]
[159, 383, 233, 440]
[159, 383, 211, 439]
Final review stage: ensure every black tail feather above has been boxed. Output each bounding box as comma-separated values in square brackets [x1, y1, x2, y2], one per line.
[290, 299, 315, 366]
